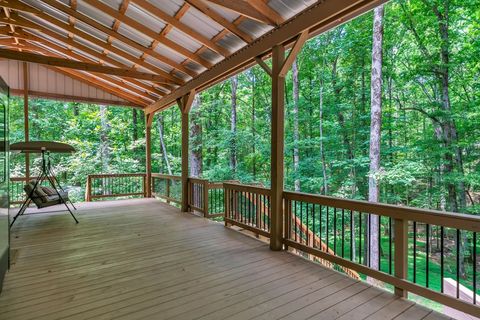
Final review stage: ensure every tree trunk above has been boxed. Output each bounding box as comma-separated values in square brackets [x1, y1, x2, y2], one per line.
[190, 95, 202, 177]
[99, 105, 110, 173]
[319, 59, 328, 195]
[250, 70, 256, 179]
[132, 109, 138, 141]
[230, 76, 238, 177]
[368, 4, 385, 272]
[157, 114, 172, 175]
[292, 59, 300, 192]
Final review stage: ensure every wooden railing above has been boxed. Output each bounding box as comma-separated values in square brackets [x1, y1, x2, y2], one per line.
[85, 173, 146, 201]
[151, 174, 182, 205]
[223, 182, 271, 238]
[10, 176, 45, 205]
[186, 178, 224, 218]
[283, 191, 480, 318]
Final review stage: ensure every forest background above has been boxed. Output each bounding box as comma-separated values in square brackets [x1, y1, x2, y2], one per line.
[10, 0, 479, 216]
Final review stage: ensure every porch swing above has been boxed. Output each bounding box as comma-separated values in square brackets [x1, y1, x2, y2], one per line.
[10, 141, 78, 227]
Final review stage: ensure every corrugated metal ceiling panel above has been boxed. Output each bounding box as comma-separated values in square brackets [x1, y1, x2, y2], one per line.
[77, 1, 116, 29]
[126, 4, 166, 34]
[147, 0, 183, 17]
[269, 0, 316, 20]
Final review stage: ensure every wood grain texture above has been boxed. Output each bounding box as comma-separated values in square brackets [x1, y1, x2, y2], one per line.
[0, 199, 448, 320]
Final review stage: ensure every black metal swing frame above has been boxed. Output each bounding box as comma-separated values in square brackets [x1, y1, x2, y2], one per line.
[10, 149, 78, 227]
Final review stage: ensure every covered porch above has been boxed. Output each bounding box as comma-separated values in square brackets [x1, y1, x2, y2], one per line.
[0, 198, 447, 320]
[0, 0, 478, 319]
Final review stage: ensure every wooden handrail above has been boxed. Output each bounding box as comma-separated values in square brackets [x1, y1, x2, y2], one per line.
[223, 182, 271, 196]
[86, 173, 146, 201]
[151, 173, 182, 181]
[283, 191, 480, 232]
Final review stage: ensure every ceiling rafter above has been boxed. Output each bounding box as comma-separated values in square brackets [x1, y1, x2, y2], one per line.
[20, 42, 156, 102]
[54, 67, 150, 106]
[0, 2, 184, 88]
[246, 0, 284, 26]
[0, 27, 166, 97]
[185, 0, 252, 43]
[81, 0, 213, 69]
[8, 43, 150, 106]
[131, 0, 229, 57]
[17, 37, 159, 101]
[204, 0, 275, 25]
[3, 40, 155, 103]
[186, 16, 247, 68]
[140, 3, 189, 67]
[34, 0, 196, 78]
[0, 48, 177, 84]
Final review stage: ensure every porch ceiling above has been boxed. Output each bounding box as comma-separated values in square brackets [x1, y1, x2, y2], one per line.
[0, 0, 385, 109]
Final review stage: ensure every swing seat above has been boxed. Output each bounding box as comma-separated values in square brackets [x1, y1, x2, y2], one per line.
[24, 181, 70, 209]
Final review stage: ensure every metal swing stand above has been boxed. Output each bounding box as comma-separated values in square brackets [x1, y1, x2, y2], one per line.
[10, 148, 78, 228]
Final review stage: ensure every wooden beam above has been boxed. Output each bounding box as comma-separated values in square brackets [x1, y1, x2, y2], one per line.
[34, 0, 194, 78]
[5, 41, 148, 106]
[131, 0, 230, 56]
[255, 57, 272, 77]
[23, 61, 30, 182]
[185, 0, 253, 43]
[18, 39, 158, 101]
[145, 112, 153, 198]
[145, 0, 388, 114]
[81, 0, 212, 68]
[53, 67, 149, 106]
[0, 28, 165, 96]
[0, 9, 183, 87]
[0, 48, 169, 83]
[205, 0, 274, 25]
[10, 89, 139, 108]
[179, 101, 189, 212]
[246, 0, 284, 26]
[182, 89, 196, 113]
[278, 30, 308, 77]
[270, 44, 285, 251]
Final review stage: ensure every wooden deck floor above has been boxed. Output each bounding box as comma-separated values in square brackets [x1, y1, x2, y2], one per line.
[0, 199, 450, 320]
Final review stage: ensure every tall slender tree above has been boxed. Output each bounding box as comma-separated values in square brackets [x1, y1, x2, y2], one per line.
[292, 59, 301, 192]
[230, 76, 238, 177]
[368, 4, 385, 271]
[190, 96, 202, 177]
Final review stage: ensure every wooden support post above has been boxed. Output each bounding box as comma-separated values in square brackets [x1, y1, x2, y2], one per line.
[145, 113, 153, 197]
[23, 62, 30, 182]
[270, 44, 286, 251]
[394, 218, 408, 298]
[269, 32, 307, 251]
[180, 110, 189, 212]
[177, 89, 196, 212]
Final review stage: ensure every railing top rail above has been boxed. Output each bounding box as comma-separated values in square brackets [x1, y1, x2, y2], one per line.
[151, 173, 182, 180]
[223, 182, 271, 196]
[88, 173, 146, 178]
[188, 177, 208, 184]
[284, 191, 480, 232]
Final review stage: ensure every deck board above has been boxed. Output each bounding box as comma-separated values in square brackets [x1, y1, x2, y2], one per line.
[0, 199, 449, 320]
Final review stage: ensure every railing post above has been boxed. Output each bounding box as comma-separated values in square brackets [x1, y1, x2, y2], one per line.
[224, 186, 229, 226]
[394, 218, 408, 298]
[203, 180, 209, 217]
[166, 178, 170, 204]
[85, 175, 91, 202]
